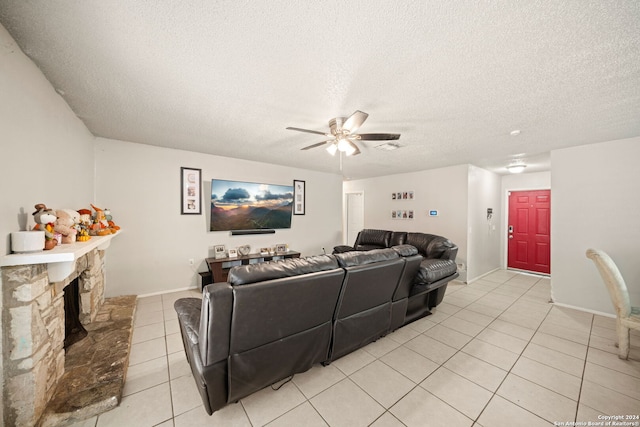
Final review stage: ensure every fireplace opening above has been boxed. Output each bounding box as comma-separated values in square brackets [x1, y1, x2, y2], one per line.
[64, 278, 88, 349]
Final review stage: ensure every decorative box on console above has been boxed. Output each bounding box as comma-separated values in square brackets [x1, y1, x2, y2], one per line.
[11, 230, 45, 253]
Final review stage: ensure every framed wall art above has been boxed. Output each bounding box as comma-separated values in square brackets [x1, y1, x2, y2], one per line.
[181, 167, 202, 214]
[294, 179, 305, 215]
[214, 244, 226, 259]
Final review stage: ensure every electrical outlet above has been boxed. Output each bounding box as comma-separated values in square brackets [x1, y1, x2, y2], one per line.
[188, 259, 194, 266]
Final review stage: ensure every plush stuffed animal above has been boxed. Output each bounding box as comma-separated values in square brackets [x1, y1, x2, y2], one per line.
[90, 204, 119, 234]
[32, 203, 57, 250]
[88, 204, 112, 236]
[103, 207, 120, 232]
[54, 209, 78, 244]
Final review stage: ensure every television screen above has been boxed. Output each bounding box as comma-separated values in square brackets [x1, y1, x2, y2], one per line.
[210, 179, 294, 231]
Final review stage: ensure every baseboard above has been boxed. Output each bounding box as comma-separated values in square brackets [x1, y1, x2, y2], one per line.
[551, 302, 615, 319]
[137, 285, 200, 298]
[466, 267, 500, 285]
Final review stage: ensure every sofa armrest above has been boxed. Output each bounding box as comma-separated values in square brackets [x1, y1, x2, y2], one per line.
[442, 245, 458, 261]
[198, 282, 234, 366]
[175, 298, 202, 347]
[332, 245, 355, 254]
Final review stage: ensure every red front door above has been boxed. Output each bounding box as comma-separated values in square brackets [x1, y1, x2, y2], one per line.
[507, 190, 551, 274]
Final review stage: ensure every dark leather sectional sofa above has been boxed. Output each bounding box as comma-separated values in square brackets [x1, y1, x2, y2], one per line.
[335, 229, 460, 323]
[174, 232, 459, 415]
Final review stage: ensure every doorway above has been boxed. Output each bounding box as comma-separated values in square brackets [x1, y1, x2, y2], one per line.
[507, 190, 551, 274]
[345, 192, 364, 245]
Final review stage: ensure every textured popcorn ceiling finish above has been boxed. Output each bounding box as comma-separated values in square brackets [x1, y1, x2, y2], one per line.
[1, 1, 639, 179]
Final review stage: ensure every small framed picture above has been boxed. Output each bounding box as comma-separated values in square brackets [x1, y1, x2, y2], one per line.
[276, 244, 287, 253]
[391, 210, 397, 219]
[392, 193, 396, 200]
[396, 192, 402, 200]
[408, 210, 414, 219]
[181, 167, 202, 215]
[260, 247, 270, 255]
[294, 180, 305, 215]
[228, 248, 238, 258]
[409, 191, 414, 199]
[214, 244, 226, 259]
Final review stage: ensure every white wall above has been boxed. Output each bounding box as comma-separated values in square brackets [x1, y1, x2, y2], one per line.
[500, 171, 551, 268]
[466, 166, 502, 282]
[0, 24, 96, 423]
[0, 25, 95, 255]
[551, 137, 640, 314]
[343, 165, 469, 281]
[95, 138, 343, 297]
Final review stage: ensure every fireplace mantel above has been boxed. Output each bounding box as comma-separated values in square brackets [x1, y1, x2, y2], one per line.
[0, 233, 119, 282]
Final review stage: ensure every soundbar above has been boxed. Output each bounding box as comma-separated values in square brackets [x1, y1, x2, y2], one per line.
[230, 229, 276, 235]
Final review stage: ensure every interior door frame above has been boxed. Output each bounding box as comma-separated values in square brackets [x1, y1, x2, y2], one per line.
[343, 191, 364, 245]
[502, 186, 551, 272]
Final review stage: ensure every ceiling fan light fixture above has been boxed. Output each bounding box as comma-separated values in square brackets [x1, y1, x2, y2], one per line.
[337, 138, 350, 152]
[326, 143, 338, 156]
[344, 144, 357, 156]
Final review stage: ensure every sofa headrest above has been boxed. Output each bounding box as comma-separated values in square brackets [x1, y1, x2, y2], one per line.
[335, 248, 399, 268]
[391, 244, 419, 257]
[390, 232, 407, 246]
[405, 233, 454, 257]
[228, 254, 339, 285]
[356, 229, 391, 247]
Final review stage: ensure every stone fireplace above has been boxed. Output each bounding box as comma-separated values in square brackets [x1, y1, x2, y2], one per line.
[1, 235, 128, 426]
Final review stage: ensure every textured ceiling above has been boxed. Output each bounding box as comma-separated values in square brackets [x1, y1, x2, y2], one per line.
[1, 1, 639, 179]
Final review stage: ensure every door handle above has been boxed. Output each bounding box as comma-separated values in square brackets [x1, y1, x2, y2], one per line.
[509, 235, 513, 239]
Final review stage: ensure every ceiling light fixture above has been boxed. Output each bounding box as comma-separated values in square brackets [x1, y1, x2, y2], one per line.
[507, 163, 527, 174]
[326, 143, 338, 156]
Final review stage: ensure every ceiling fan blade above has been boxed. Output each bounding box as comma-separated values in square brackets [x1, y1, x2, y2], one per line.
[301, 141, 330, 150]
[354, 133, 401, 141]
[286, 127, 329, 136]
[342, 111, 369, 133]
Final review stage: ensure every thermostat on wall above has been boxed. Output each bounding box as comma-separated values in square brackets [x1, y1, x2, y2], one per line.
[429, 210, 439, 217]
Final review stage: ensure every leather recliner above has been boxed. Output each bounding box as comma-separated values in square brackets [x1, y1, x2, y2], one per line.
[330, 248, 405, 360]
[333, 229, 460, 323]
[174, 254, 345, 414]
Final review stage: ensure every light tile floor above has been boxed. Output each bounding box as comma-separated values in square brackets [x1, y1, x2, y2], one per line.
[75, 270, 640, 427]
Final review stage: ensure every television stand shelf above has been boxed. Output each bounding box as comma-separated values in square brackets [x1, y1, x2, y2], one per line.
[204, 250, 301, 287]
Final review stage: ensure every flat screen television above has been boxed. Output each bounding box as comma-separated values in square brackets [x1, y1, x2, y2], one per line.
[210, 179, 294, 231]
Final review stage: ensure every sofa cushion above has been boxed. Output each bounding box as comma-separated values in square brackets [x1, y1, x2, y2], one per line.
[335, 248, 399, 268]
[228, 254, 339, 285]
[391, 244, 419, 257]
[415, 258, 457, 284]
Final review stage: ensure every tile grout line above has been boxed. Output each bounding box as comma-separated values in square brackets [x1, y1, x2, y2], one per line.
[574, 315, 595, 424]
[163, 295, 177, 426]
[466, 275, 552, 425]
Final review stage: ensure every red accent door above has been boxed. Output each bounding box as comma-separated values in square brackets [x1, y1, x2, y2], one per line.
[507, 190, 551, 274]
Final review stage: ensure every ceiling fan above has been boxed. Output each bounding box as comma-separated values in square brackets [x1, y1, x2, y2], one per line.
[286, 110, 400, 156]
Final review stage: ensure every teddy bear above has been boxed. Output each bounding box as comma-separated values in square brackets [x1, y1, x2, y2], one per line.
[54, 209, 78, 244]
[32, 203, 58, 250]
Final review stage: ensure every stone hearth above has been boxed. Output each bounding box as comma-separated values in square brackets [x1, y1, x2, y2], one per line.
[1, 236, 133, 427]
[39, 295, 136, 427]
